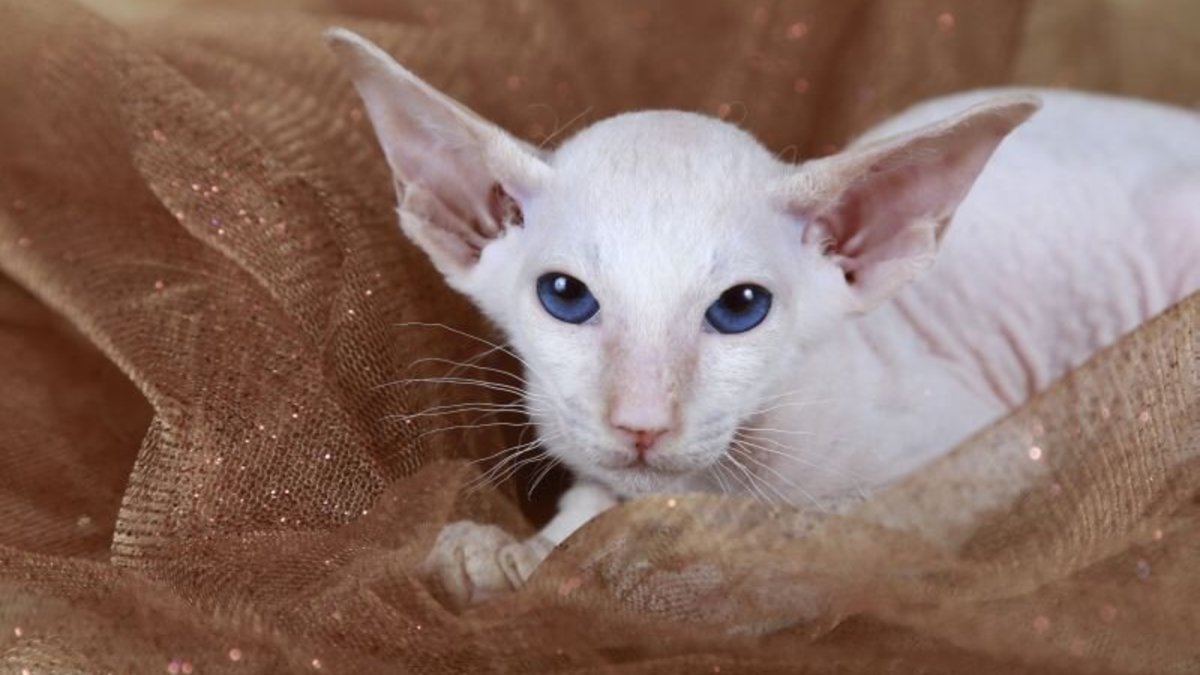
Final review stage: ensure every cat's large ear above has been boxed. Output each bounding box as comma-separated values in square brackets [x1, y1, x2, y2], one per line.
[326, 28, 550, 284]
[771, 95, 1039, 313]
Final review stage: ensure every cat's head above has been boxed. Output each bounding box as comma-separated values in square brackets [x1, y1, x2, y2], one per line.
[329, 29, 1037, 497]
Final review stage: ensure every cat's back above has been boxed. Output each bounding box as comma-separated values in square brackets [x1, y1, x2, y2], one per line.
[859, 89, 1200, 406]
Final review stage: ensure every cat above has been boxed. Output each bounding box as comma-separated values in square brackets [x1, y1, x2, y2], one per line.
[327, 28, 1200, 605]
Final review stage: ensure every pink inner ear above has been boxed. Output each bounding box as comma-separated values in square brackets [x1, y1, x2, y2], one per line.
[488, 183, 524, 229]
[779, 96, 1038, 311]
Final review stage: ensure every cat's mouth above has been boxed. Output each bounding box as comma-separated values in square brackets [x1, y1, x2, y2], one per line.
[590, 447, 713, 496]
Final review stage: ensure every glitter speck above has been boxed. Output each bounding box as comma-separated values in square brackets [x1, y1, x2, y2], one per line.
[792, 77, 810, 94]
[229, 648, 243, 661]
[154, 280, 165, 291]
[323, 452, 332, 460]
[1153, 528, 1164, 540]
[365, 289, 374, 297]
[1032, 615, 1050, 633]
[13, 626, 23, 637]
[152, 128, 168, 143]
[666, 498, 677, 508]
[210, 185, 220, 194]
[167, 660, 181, 675]
[1028, 446, 1043, 461]
[1135, 559, 1151, 580]
[76, 515, 92, 528]
[181, 663, 194, 674]
[191, 183, 201, 192]
[312, 658, 323, 670]
[785, 21, 808, 40]
[1138, 410, 1151, 423]
[937, 12, 956, 32]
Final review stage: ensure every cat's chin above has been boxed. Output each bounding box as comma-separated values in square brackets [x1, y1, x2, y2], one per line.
[596, 465, 697, 498]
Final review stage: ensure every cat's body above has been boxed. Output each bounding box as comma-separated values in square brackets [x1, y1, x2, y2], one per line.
[731, 90, 1200, 500]
[327, 29, 1200, 605]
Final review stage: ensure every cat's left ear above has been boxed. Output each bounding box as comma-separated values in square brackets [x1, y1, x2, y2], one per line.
[771, 95, 1040, 313]
[326, 28, 550, 285]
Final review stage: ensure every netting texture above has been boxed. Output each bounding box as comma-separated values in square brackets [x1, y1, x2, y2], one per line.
[1, 1, 1197, 672]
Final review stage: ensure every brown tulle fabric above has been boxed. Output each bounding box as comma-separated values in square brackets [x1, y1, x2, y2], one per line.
[1, 0, 1197, 672]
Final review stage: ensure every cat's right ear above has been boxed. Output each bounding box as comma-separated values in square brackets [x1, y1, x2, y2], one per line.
[326, 28, 550, 284]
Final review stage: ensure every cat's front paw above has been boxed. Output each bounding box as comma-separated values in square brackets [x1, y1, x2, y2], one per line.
[422, 520, 553, 606]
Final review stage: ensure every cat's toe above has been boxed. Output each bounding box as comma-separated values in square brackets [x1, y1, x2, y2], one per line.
[498, 535, 554, 585]
[423, 520, 520, 606]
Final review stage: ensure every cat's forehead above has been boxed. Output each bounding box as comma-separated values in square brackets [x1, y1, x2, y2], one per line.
[536, 111, 785, 248]
[526, 112, 795, 308]
[549, 110, 779, 192]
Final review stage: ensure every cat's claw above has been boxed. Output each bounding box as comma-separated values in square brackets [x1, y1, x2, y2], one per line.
[423, 520, 553, 606]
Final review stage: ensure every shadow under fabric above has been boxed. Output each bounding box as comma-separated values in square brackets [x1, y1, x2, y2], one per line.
[0, 0, 1197, 672]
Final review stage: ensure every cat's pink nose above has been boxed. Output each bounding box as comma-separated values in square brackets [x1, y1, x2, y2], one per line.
[615, 425, 669, 458]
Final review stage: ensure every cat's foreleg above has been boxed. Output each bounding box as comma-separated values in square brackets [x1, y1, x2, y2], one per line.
[422, 480, 618, 606]
[534, 480, 620, 545]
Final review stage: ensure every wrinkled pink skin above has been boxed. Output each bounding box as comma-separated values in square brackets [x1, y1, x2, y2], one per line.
[749, 91, 1200, 501]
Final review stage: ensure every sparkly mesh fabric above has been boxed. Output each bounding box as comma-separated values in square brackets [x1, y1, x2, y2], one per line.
[1, 0, 1198, 672]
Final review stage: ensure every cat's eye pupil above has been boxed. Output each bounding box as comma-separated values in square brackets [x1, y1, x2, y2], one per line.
[729, 287, 756, 309]
[537, 273, 599, 324]
[705, 284, 772, 334]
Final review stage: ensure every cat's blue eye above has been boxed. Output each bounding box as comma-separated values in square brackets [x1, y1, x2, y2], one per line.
[705, 284, 772, 334]
[537, 273, 599, 324]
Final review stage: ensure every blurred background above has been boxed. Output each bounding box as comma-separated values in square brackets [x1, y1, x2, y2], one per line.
[71, 0, 1200, 156]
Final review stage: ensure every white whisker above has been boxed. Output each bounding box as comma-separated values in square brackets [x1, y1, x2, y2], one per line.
[730, 441, 827, 512]
[406, 355, 529, 386]
[376, 376, 537, 400]
[736, 425, 817, 437]
[729, 443, 798, 508]
[526, 457, 562, 499]
[388, 402, 534, 422]
[734, 431, 871, 495]
[723, 453, 774, 507]
[393, 321, 533, 371]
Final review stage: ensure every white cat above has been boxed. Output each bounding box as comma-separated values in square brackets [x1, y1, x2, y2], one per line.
[327, 29, 1200, 605]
